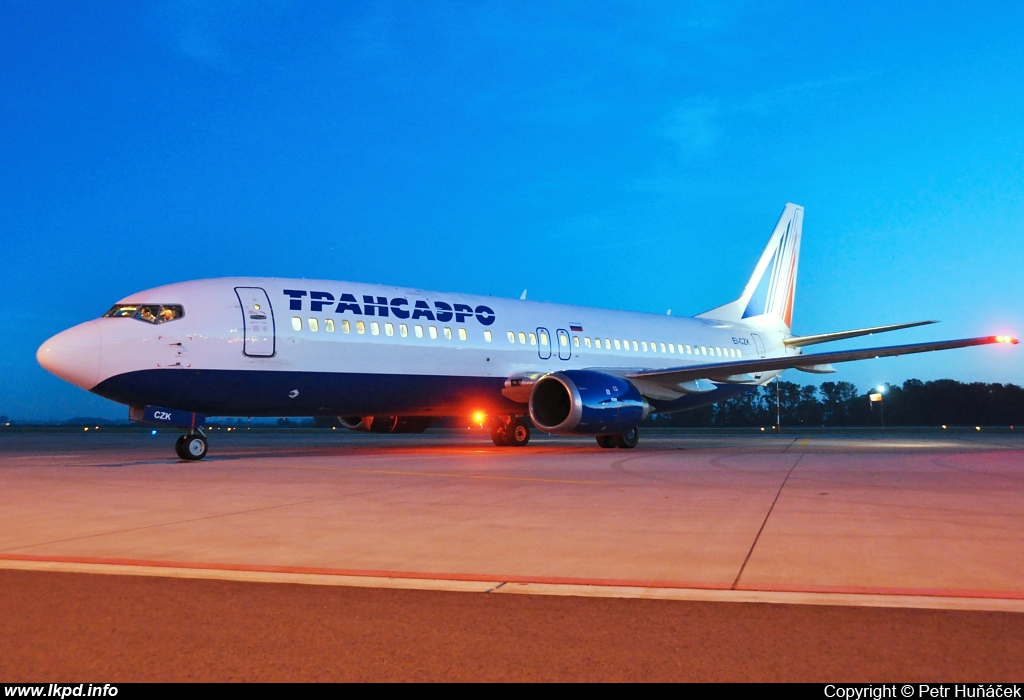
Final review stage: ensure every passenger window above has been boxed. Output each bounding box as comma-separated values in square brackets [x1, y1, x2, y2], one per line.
[429, 326, 438, 339]
[560, 334, 568, 347]
[539, 331, 548, 346]
[737, 348, 743, 358]
[668, 343, 675, 353]
[641, 341, 648, 352]
[370, 322, 380, 336]
[701, 346, 706, 355]
[291, 317, 302, 331]
[529, 333, 537, 345]
[341, 320, 351, 333]
[326, 319, 335, 332]
[660, 342, 666, 353]
[507, 331, 515, 343]
[308, 318, 319, 332]
[385, 323, 394, 336]
[686, 344, 691, 354]
[575, 336, 582, 348]
[632, 340, 638, 352]
[458, 328, 467, 341]
[400, 324, 408, 337]
[356, 321, 366, 334]
[604, 338, 611, 349]
[443, 327, 452, 340]
[729, 348, 735, 357]
[518, 332, 527, 344]
[614, 339, 621, 350]
[415, 325, 424, 338]
[585, 337, 592, 348]
[484, 330, 492, 342]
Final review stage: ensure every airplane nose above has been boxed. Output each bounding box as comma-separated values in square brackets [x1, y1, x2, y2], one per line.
[37, 322, 103, 390]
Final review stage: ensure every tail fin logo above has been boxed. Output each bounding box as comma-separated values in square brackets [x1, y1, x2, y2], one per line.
[741, 205, 802, 328]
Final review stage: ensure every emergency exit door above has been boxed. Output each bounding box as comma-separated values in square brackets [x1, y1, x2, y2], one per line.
[751, 332, 766, 379]
[235, 287, 276, 357]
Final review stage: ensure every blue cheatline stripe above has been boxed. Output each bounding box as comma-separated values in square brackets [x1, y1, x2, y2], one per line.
[91, 369, 756, 418]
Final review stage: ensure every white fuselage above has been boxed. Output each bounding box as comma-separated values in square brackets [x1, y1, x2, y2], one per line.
[37, 277, 791, 418]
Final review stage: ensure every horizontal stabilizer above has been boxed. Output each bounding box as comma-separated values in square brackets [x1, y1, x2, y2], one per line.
[627, 335, 1017, 394]
[783, 320, 937, 348]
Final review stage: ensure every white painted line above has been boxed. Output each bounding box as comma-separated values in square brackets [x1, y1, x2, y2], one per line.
[0, 558, 495, 593]
[2, 558, 1023, 612]
[495, 582, 1024, 613]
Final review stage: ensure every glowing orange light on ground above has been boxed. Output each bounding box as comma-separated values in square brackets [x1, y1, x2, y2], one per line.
[473, 411, 486, 426]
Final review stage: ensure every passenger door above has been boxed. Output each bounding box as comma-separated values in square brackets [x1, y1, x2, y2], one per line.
[235, 287, 276, 357]
[537, 327, 552, 360]
[556, 328, 571, 360]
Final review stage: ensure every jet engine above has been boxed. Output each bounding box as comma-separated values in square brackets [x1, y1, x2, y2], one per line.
[528, 370, 648, 435]
[337, 416, 433, 433]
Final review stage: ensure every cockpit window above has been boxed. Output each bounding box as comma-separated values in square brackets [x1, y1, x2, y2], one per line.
[104, 304, 184, 324]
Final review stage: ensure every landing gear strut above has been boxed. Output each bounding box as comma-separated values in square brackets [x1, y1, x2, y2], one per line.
[595, 426, 639, 449]
[175, 429, 208, 460]
[491, 416, 531, 447]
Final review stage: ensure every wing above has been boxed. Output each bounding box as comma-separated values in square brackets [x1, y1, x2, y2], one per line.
[626, 335, 1017, 395]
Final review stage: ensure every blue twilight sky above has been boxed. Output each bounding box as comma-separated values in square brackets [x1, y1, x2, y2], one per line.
[2, 1, 1023, 420]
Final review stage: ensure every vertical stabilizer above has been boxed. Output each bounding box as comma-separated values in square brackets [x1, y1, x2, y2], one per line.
[697, 203, 803, 331]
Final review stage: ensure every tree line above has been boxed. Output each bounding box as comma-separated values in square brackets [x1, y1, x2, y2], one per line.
[648, 379, 1024, 428]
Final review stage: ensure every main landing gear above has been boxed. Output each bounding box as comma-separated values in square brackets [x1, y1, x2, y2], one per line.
[174, 429, 208, 460]
[491, 416, 531, 447]
[595, 426, 639, 449]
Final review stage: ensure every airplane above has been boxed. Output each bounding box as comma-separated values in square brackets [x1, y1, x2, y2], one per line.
[37, 204, 1017, 460]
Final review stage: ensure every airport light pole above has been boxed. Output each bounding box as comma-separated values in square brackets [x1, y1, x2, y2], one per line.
[776, 376, 781, 433]
[869, 384, 887, 429]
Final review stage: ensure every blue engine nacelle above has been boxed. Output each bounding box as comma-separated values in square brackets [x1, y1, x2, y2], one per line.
[528, 370, 649, 435]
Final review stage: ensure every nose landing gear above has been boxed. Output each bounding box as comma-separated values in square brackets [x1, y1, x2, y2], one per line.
[174, 430, 208, 460]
